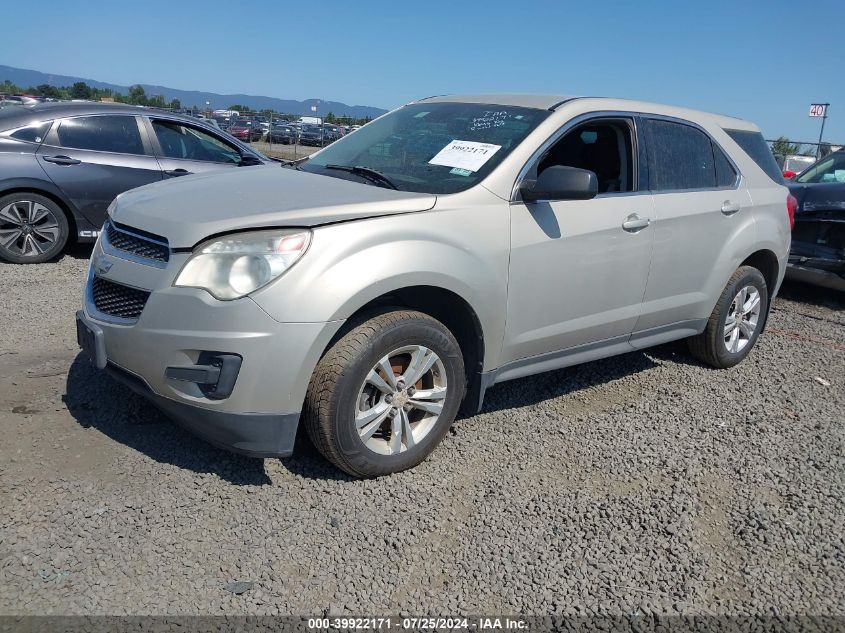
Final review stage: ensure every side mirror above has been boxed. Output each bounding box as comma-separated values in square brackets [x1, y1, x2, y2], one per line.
[521, 165, 598, 202]
[238, 154, 262, 167]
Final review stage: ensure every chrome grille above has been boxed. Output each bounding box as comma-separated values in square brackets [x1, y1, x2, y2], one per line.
[91, 276, 150, 320]
[104, 220, 169, 263]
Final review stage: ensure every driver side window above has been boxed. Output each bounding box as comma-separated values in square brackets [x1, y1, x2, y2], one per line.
[537, 119, 635, 194]
[150, 119, 241, 164]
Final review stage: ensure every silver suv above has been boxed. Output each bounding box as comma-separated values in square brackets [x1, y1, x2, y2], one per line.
[76, 95, 791, 477]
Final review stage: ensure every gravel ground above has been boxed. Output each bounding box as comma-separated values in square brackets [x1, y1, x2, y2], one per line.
[0, 250, 843, 617]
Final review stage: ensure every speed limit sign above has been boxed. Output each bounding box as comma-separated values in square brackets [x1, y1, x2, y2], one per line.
[809, 103, 828, 117]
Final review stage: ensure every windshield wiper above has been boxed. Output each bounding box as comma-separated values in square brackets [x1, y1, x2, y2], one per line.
[324, 164, 397, 190]
[277, 156, 308, 169]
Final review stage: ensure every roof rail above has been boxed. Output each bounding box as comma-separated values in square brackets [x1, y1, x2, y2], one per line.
[548, 97, 581, 111]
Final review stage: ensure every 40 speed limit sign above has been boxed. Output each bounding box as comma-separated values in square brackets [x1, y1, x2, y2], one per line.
[809, 103, 828, 117]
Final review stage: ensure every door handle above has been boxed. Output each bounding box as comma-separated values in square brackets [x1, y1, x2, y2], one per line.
[622, 214, 651, 232]
[721, 201, 741, 215]
[163, 169, 192, 177]
[42, 155, 81, 166]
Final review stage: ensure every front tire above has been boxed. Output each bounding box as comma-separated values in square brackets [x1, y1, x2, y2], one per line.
[687, 265, 769, 368]
[304, 310, 465, 477]
[0, 193, 69, 264]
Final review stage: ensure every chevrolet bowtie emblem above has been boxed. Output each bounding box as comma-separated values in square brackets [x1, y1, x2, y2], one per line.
[92, 254, 113, 276]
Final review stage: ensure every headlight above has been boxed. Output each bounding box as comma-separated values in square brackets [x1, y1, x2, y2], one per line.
[174, 229, 311, 300]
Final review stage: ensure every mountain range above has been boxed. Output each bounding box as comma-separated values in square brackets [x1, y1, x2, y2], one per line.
[0, 64, 387, 118]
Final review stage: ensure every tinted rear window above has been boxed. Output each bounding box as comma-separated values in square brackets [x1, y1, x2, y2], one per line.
[9, 121, 52, 143]
[725, 129, 783, 183]
[713, 143, 738, 187]
[56, 115, 144, 155]
[643, 119, 716, 191]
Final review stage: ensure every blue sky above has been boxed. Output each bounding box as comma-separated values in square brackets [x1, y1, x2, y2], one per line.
[1, 0, 843, 143]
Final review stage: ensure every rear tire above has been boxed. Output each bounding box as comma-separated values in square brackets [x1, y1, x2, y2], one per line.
[687, 266, 768, 368]
[304, 310, 465, 478]
[0, 193, 69, 264]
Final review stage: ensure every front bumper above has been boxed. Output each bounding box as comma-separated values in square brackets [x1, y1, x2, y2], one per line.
[104, 353, 300, 458]
[78, 242, 342, 457]
[76, 304, 329, 458]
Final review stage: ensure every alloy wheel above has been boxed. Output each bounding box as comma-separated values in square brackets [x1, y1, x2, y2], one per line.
[0, 200, 62, 258]
[724, 285, 762, 353]
[354, 345, 448, 456]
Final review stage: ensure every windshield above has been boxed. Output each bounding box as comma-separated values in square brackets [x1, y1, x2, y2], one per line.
[300, 102, 549, 194]
[797, 152, 845, 184]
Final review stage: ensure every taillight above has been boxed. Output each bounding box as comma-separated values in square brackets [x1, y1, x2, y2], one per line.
[786, 193, 798, 230]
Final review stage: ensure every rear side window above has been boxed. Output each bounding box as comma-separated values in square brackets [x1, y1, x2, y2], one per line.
[713, 143, 738, 187]
[724, 129, 783, 183]
[56, 115, 144, 155]
[10, 121, 52, 144]
[643, 119, 716, 191]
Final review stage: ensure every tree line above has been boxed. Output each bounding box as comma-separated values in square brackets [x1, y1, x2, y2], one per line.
[2, 79, 374, 125]
[770, 136, 836, 158]
[2, 79, 182, 109]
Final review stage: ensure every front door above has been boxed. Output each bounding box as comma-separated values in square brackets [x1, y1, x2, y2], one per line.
[502, 117, 655, 366]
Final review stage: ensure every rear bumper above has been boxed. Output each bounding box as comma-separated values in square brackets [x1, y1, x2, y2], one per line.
[786, 261, 845, 292]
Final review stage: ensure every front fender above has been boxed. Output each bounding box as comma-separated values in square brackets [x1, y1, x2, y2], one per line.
[249, 203, 511, 371]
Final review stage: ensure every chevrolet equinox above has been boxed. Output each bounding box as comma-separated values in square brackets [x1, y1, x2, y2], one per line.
[76, 95, 791, 477]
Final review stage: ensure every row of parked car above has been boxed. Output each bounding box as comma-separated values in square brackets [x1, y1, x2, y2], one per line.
[212, 114, 354, 147]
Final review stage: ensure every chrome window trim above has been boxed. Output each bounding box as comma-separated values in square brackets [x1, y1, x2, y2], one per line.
[510, 110, 646, 202]
[639, 113, 742, 193]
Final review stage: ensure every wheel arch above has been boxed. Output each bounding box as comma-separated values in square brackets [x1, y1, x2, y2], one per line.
[740, 249, 779, 302]
[0, 180, 82, 244]
[319, 285, 486, 415]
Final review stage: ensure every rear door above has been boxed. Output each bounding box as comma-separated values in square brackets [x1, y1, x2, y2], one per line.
[144, 117, 245, 178]
[632, 117, 753, 344]
[36, 114, 162, 227]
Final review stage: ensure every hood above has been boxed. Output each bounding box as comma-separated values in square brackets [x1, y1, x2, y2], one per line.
[111, 165, 437, 248]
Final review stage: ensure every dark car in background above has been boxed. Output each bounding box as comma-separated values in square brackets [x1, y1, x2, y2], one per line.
[298, 124, 325, 146]
[227, 119, 263, 142]
[786, 149, 845, 291]
[322, 125, 341, 143]
[0, 102, 271, 263]
[267, 124, 296, 144]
